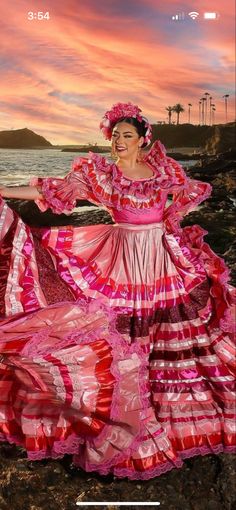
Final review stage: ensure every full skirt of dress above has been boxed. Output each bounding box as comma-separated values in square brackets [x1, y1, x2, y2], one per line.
[0, 198, 235, 479]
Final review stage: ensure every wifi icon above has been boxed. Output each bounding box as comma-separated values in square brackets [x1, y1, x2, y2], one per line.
[188, 11, 199, 19]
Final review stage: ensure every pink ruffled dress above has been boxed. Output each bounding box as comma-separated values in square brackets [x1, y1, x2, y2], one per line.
[0, 140, 235, 480]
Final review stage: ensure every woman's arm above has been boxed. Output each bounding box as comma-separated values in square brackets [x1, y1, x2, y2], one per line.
[0, 154, 108, 214]
[0, 185, 42, 200]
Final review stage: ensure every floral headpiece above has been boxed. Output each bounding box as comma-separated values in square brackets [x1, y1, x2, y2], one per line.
[99, 102, 152, 146]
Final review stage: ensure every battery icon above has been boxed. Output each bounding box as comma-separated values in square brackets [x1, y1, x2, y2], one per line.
[204, 12, 218, 19]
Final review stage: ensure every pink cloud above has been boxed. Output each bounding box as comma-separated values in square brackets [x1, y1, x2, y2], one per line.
[0, 0, 234, 144]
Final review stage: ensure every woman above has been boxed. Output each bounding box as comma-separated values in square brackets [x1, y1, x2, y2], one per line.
[0, 102, 235, 480]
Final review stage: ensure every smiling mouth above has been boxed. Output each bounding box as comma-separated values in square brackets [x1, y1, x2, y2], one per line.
[116, 146, 127, 152]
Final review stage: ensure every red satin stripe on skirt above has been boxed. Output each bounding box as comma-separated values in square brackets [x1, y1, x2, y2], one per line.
[0, 209, 18, 317]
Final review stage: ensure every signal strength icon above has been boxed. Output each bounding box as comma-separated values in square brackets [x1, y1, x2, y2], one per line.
[171, 12, 185, 21]
[188, 11, 199, 19]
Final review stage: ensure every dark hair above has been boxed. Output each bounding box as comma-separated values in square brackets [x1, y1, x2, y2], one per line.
[113, 117, 148, 148]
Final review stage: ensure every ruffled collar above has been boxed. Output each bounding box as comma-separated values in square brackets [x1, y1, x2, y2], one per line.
[86, 140, 174, 198]
[88, 140, 167, 177]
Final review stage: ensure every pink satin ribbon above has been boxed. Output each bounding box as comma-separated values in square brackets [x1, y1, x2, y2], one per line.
[113, 222, 164, 230]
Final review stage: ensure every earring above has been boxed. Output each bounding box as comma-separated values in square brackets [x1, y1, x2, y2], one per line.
[137, 146, 142, 163]
[111, 147, 117, 160]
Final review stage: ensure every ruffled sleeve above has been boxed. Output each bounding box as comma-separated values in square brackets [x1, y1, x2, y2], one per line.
[30, 156, 103, 214]
[163, 157, 212, 232]
[146, 141, 212, 232]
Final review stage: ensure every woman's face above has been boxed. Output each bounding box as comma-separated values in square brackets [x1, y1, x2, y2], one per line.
[111, 121, 144, 160]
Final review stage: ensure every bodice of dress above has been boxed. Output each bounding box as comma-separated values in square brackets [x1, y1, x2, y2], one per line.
[31, 140, 212, 233]
[109, 203, 166, 224]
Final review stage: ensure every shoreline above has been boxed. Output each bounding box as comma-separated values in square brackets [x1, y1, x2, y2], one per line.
[0, 145, 216, 161]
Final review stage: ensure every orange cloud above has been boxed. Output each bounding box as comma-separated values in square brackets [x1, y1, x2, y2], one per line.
[0, 0, 234, 144]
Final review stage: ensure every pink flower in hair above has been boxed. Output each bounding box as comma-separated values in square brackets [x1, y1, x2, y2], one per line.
[100, 101, 152, 146]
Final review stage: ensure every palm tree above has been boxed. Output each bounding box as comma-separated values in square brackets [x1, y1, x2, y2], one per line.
[209, 97, 213, 125]
[199, 100, 202, 124]
[188, 103, 192, 123]
[222, 94, 229, 122]
[172, 104, 185, 124]
[165, 106, 174, 124]
[212, 106, 216, 125]
[200, 97, 205, 124]
[210, 102, 215, 126]
[201, 97, 207, 125]
[204, 92, 210, 124]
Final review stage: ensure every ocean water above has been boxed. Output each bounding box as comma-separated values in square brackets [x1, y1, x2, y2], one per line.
[0, 149, 97, 186]
[0, 148, 197, 186]
[0, 149, 198, 215]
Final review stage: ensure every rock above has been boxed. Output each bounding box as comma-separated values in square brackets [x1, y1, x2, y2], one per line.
[16, 462, 30, 471]
[0, 495, 8, 509]
[217, 454, 236, 508]
[53, 467, 63, 474]
[6, 199, 113, 228]
[61, 146, 109, 153]
[166, 152, 200, 160]
[0, 452, 235, 509]
[204, 124, 236, 154]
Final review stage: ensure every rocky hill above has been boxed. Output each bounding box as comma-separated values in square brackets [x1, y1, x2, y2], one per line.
[204, 123, 236, 154]
[0, 128, 52, 149]
[151, 122, 235, 154]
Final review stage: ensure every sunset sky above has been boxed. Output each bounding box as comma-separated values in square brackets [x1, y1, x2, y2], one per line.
[0, 0, 235, 145]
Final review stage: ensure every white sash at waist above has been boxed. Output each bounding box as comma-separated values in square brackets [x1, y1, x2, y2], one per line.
[113, 222, 164, 231]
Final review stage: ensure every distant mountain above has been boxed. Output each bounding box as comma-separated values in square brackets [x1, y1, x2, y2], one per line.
[0, 128, 52, 148]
